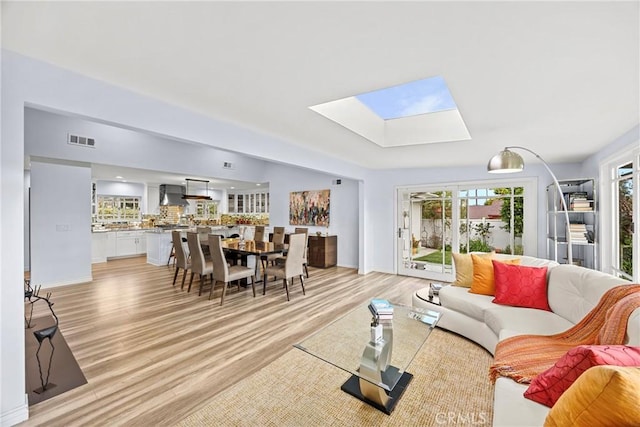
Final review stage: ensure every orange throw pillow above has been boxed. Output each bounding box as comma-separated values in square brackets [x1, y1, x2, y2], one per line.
[469, 255, 520, 296]
[452, 252, 493, 287]
[544, 366, 640, 427]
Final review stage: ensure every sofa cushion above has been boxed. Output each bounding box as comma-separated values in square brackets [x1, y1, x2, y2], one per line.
[439, 285, 495, 322]
[493, 261, 551, 311]
[525, 345, 640, 407]
[470, 256, 520, 296]
[547, 265, 630, 324]
[544, 366, 640, 427]
[484, 305, 573, 337]
[452, 252, 493, 287]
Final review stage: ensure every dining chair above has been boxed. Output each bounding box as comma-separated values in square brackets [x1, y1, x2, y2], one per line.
[272, 226, 286, 249]
[261, 226, 286, 272]
[254, 225, 266, 242]
[208, 235, 256, 305]
[186, 232, 214, 296]
[197, 226, 212, 257]
[172, 231, 191, 289]
[275, 228, 309, 278]
[264, 232, 306, 301]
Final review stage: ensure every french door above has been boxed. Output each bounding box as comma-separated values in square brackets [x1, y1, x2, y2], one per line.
[397, 179, 535, 281]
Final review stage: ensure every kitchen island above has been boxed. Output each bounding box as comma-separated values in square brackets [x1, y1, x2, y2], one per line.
[145, 225, 241, 266]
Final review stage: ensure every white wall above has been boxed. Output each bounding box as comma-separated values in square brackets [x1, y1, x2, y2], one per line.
[363, 162, 582, 274]
[24, 107, 270, 185]
[580, 125, 640, 177]
[265, 163, 359, 268]
[1, 49, 29, 425]
[30, 161, 92, 287]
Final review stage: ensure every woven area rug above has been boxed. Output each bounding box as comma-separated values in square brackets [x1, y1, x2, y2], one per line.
[178, 328, 494, 426]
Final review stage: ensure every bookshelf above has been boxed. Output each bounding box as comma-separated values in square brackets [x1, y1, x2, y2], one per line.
[546, 178, 597, 269]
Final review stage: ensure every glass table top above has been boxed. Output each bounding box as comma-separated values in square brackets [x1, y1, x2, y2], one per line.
[294, 302, 441, 391]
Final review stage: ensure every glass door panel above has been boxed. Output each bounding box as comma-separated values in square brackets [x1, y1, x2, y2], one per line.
[398, 181, 531, 282]
[616, 163, 634, 279]
[397, 187, 454, 281]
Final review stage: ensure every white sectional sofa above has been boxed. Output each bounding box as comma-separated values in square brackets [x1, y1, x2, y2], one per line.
[412, 255, 640, 427]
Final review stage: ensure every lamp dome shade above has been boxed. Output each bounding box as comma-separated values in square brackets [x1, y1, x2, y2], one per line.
[487, 149, 524, 173]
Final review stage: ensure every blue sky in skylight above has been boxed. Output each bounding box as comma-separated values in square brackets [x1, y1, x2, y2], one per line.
[356, 76, 457, 120]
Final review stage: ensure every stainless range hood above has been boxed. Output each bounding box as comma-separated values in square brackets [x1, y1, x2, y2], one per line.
[159, 184, 189, 206]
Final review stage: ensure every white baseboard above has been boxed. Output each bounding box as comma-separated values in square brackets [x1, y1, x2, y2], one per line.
[0, 394, 29, 426]
[39, 275, 93, 288]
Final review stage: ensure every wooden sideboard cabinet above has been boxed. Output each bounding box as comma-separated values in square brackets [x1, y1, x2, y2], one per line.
[308, 235, 337, 268]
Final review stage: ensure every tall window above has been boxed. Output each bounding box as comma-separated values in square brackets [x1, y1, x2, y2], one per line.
[459, 186, 524, 255]
[603, 146, 639, 281]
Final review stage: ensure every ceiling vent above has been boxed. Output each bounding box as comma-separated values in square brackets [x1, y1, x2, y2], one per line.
[68, 133, 96, 148]
[223, 161, 234, 169]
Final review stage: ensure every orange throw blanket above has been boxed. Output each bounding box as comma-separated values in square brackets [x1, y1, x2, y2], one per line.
[489, 284, 640, 384]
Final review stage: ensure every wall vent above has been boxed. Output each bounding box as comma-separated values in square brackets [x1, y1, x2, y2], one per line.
[223, 161, 234, 169]
[68, 133, 96, 148]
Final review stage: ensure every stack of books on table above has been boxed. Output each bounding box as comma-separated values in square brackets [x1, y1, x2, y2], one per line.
[568, 223, 589, 244]
[368, 298, 394, 320]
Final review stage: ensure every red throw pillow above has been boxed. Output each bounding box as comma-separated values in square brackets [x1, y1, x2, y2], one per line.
[524, 345, 640, 407]
[492, 261, 551, 311]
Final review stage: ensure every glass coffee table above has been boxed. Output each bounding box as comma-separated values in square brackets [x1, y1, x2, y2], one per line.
[294, 301, 441, 414]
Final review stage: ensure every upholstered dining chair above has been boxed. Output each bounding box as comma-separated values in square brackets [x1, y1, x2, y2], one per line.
[272, 226, 286, 249]
[197, 226, 212, 257]
[260, 226, 286, 271]
[171, 231, 191, 289]
[208, 235, 256, 305]
[254, 225, 266, 242]
[186, 232, 214, 296]
[275, 228, 309, 278]
[264, 232, 306, 301]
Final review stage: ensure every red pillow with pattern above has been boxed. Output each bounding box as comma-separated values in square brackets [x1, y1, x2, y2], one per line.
[525, 345, 640, 407]
[492, 261, 551, 311]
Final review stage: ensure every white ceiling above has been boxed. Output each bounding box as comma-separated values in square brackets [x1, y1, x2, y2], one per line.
[3, 1, 639, 170]
[90, 163, 267, 191]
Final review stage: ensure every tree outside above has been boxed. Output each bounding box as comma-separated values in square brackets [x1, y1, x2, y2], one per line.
[619, 179, 633, 276]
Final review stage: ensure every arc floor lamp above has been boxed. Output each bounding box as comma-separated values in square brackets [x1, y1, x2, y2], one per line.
[487, 146, 572, 263]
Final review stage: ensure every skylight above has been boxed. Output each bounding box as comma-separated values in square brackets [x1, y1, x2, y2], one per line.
[309, 75, 470, 148]
[355, 76, 457, 120]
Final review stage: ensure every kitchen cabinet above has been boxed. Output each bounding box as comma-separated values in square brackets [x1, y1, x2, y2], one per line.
[308, 235, 337, 268]
[106, 232, 117, 257]
[116, 231, 146, 257]
[91, 232, 108, 263]
[227, 191, 269, 214]
[99, 230, 147, 259]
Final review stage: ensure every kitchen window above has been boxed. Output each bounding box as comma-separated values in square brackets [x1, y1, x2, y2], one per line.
[96, 196, 141, 222]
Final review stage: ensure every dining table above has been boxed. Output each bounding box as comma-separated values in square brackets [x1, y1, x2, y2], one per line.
[202, 239, 287, 284]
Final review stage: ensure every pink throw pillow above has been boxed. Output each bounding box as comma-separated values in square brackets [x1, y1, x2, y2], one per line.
[492, 261, 551, 311]
[524, 345, 640, 407]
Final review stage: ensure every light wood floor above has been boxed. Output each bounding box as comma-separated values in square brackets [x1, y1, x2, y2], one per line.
[21, 257, 431, 426]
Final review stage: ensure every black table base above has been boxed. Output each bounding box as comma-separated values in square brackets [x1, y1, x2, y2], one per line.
[340, 370, 413, 415]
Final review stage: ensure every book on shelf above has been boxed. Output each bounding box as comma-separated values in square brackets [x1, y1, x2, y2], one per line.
[568, 223, 588, 243]
[561, 192, 593, 211]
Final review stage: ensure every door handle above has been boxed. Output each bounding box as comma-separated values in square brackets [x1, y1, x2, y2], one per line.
[398, 228, 402, 238]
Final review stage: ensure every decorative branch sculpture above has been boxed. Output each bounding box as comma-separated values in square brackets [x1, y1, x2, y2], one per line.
[24, 279, 35, 329]
[30, 288, 59, 394]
